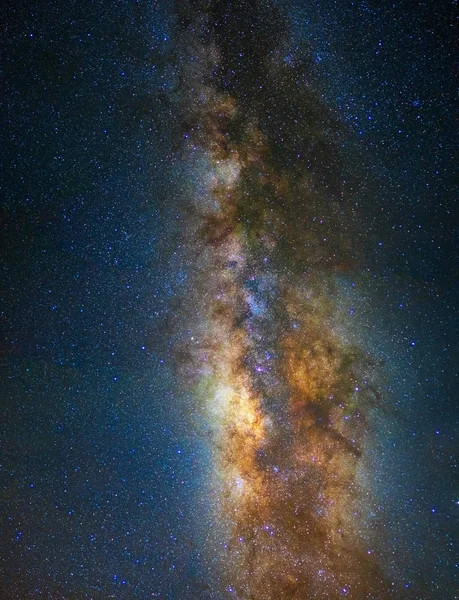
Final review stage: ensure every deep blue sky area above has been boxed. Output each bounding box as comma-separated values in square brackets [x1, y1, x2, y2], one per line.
[1, 0, 457, 598]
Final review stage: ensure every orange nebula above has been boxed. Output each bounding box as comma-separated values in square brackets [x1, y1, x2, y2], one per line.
[172, 3, 388, 597]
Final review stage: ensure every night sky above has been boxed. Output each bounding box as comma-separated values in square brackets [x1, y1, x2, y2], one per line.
[1, 1, 457, 599]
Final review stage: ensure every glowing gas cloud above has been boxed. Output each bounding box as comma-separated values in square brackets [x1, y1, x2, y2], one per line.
[170, 2, 387, 597]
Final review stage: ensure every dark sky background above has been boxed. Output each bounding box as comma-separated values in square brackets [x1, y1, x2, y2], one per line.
[1, 1, 457, 598]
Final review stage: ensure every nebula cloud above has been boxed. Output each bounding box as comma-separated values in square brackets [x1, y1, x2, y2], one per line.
[171, 2, 387, 597]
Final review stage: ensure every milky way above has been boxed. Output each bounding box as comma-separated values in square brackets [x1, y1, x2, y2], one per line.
[170, 2, 388, 598]
[2, 0, 456, 597]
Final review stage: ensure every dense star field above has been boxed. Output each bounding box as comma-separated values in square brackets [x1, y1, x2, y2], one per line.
[1, 1, 457, 599]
